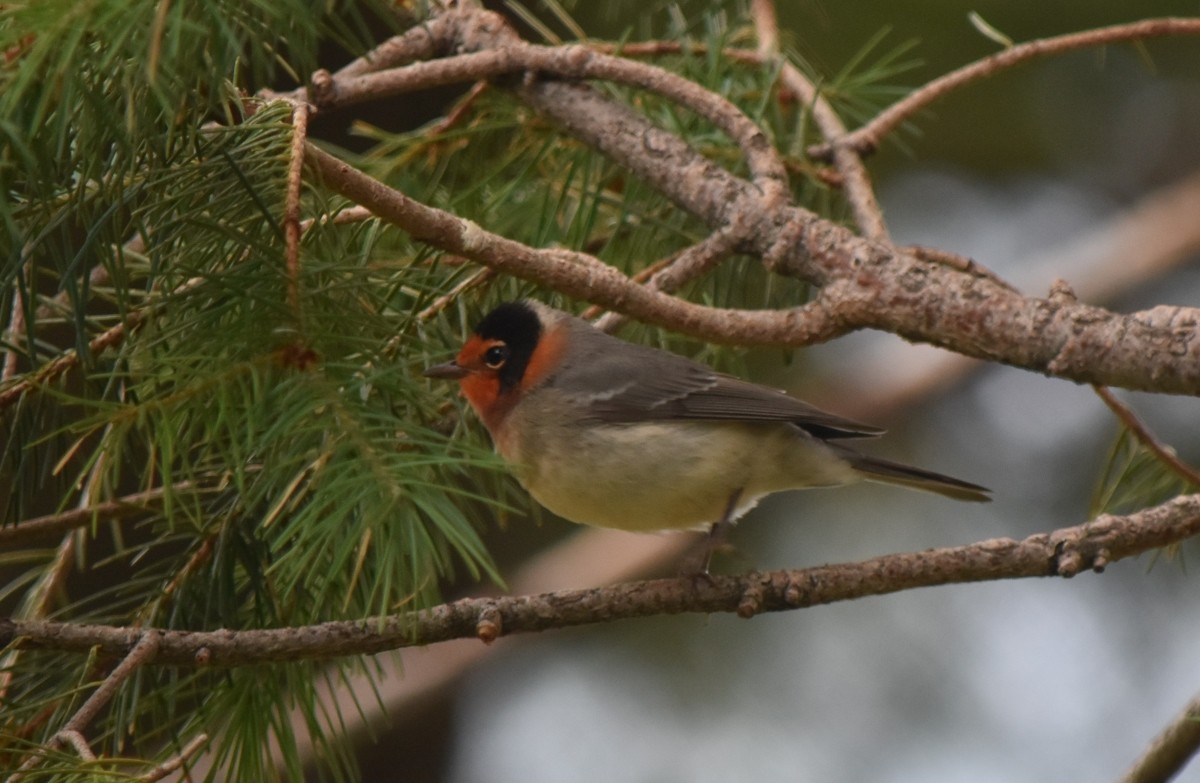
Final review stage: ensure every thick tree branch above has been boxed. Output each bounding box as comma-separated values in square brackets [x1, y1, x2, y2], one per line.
[3, 493, 1197, 667]
[826, 169, 1200, 419]
[304, 142, 846, 347]
[307, 136, 1200, 393]
[290, 9, 1200, 394]
[306, 37, 788, 206]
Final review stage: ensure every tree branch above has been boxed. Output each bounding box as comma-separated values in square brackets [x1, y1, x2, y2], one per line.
[0, 480, 221, 546]
[751, 0, 892, 242]
[307, 133, 1200, 393]
[284, 101, 310, 319]
[138, 733, 209, 783]
[809, 17, 1200, 159]
[7, 632, 160, 781]
[1118, 692, 1200, 783]
[0, 277, 204, 411]
[3, 493, 1197, 667]
[304, 141, 848, 346]
[1093, 386, 1200, 486]
[305, 37, 788, 203]
[290, 8, 1200, 394]
[588, 229, 739, 332]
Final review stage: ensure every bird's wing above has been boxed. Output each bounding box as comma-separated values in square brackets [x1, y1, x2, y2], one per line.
[553, 334, 883, 440]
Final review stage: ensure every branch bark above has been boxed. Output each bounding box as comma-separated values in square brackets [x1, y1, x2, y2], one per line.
[3, 493, 1197, 667]
[808, 17, 1200, 159]
[7, 632, 160, 782]
[295, 8, 1200, 395]
[1118, 692, 1200, 783]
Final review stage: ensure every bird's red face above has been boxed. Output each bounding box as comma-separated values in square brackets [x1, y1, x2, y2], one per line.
[424, 302, 566, 436]
[451, 334, 520, 430]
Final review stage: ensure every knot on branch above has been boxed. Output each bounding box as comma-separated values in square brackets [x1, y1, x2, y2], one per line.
[309, 68, 335, 107]
[454, 8, 518, 54]
[736, 577, 769, 618]
[762, 212, 808, 276]
[1048, 278, 1078, 304]
[1049, 529, 1113, 577]
[783, 578, 806, 607]
[476, 603, 503, 644]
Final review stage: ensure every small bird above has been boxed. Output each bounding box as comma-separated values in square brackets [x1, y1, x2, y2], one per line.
[425, 300, 989, 533]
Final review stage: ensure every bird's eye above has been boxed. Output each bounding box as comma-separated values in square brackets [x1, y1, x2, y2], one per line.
[483, 344, 509, 369]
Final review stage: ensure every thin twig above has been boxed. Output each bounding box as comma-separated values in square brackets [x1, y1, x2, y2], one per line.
[591, 39, 761, 65]
[1118, 692, 1200, 783]
[809, 17, 1200, 159]
[26, 533, 76, 625]
[57, 730, 95, 761]
[0, 312, 135, 407]
[8, 632, 161, 782]
[306, 38, 789, 200]
[299, 204, 375, 235]
[3, 492, 1198, 667]
[0, 483, 205, 546]
[138, 535, 218, 624]
[0, 276, 203, 411]
[285, 102, 310, 318]
[588, 229, 738, 332]
[432, 79, 489, 133]
[905, 244, 1019, 293]
[749, 0, 779, 55]
[32, 257, 116, 325]
[415, 267, 496, 324]
[1093, 385, 1200, 486]
[750, 0, 891, 241]
[139, 733, 209, 782]
[0, 450, 112, 701]
[60, 631, 160, 737]
[2, 257, 29, 381]
[9, 240, 126, 383]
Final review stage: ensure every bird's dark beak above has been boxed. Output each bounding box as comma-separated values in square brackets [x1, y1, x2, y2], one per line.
[423, 361, 469, 380]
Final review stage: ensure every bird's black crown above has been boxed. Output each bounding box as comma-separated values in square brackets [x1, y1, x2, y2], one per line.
[474, 301, 543, 392]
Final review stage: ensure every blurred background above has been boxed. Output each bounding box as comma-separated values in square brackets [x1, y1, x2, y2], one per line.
[343, 1, 1200, 781]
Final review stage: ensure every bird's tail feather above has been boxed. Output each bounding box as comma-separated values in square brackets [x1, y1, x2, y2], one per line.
[834, 448, 991, 503]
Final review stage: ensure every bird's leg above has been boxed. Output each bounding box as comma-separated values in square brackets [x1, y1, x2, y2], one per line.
[680, 488, 743, 577]
[706, 487, 743, 565]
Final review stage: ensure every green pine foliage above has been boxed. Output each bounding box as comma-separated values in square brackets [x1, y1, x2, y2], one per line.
[0, 0, 931, 778]
[1091, 425, 1200, 519]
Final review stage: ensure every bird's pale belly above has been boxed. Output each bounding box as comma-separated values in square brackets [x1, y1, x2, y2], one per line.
[503, 420, 858, 532]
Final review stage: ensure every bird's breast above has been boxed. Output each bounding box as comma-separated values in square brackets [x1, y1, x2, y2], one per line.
[499, 404, 859, 531]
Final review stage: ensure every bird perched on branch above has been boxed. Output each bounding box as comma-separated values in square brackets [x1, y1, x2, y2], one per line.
[425, 300, 989, 534]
